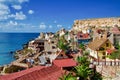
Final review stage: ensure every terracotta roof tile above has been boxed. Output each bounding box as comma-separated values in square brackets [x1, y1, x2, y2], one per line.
[0, 66, 44, 80]
[53, 58, 76, 67]
[0, 65, 62, 80]
[15, 65, 62, 80]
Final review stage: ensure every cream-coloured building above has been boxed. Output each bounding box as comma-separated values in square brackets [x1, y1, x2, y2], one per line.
[44, 38, 58, 53]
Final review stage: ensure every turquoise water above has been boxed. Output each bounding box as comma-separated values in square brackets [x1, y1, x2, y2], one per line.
[0, 33, 39, 66]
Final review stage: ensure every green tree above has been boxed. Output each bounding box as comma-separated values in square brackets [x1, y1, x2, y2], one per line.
[4, 65, 24, 73]
[115, 41, 120, 50]
[76, 56, 90, 66]
[108, 51, 120, 59]
[58, 40, 68, 51]
[73, 65, 92, 80]
[91, 72, 102, 80]
[79, 43, 85, 50]
[83, 51, 89, 56]
[59, 73, 76, 80]
[58, 35, 69, 51]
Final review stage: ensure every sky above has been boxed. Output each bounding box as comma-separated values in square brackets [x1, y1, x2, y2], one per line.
[0, 0, 120, 33]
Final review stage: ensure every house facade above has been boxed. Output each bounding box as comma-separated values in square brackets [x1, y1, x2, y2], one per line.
[109, 25, 120, 45]
[28, 39, 45, 53]
[87, 34, 114, 60]
[44, 38, 58, 53]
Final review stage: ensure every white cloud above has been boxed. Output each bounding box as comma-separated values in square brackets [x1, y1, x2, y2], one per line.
[49, 25, 52, 28]
[0, 21, 51, 32]
[28, 10, 34, 14]
[0, 3, 8, 10]
[1, 0, 29, 3]
[0, 3, 10, 20]
[39, 23, 46, 29]
[0, 3, 10, 15]
[57, 24, 62, 28]
[9, 11, 26, 20]
[0, 10, 9, 16]
[12, 5, 22, 10]
[0, 0, 29, 21]
[0, 16, 8, 20]
[15, 12, 26, 20]
[0, 0, 5, 2]
[18, 0, 29, 3]
[8, 20, 18, 26]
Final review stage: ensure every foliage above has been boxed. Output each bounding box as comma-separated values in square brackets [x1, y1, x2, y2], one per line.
[54, 33, 59, 39]
[22, 48, 33, 55]
[60, 35, 67, 43]
[108, 51, 120, 59]
[76, 56, 90, 66]
[58, 35, 69, 51]
[115, 41, 120, 50]
[73, 65, 92, 80]
[83, 51, 89, 56]
[58, 40, 69, 51]
[108, 41, 120, 59]
[65, 31, 69, 35]
[59, 73, 76, 80]
[90, 72, 103, 80]
[4, 65, 24, 73]
[74, 55, 102, 80]
[79, 43, 85, 50]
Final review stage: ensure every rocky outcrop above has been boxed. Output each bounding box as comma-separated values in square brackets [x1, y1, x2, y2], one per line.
[72, 17, 120, 31]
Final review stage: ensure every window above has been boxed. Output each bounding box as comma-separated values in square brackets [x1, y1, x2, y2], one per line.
[39, 42, 44, 45]
[52, 46, 56, 49]
[42, 43, 44, 45]
[39, 43, 41, 45]
[106, 43, 109, 47]
[51, 41, 54, 44]
[102, 56, 105, 59]
[99, 47, 105, 51]
[102, 52, 106, 55]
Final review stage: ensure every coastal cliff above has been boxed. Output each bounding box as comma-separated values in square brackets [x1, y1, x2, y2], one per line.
[72, 17, 120, 31]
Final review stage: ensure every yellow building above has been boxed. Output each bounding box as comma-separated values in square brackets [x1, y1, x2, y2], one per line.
[87, 34, 114, 60]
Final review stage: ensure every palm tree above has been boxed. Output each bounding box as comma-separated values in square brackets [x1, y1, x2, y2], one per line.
[90, 72, 102, 80]
[59, 73, 76, 80]
[58, 35, 69, 53]
[73, 65, 92, 80]
[79, 43, 85, 50]
[76, 56, 90, 66]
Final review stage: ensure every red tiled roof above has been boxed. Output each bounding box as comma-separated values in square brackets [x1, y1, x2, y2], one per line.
[0, 66, 44, 80]
[0, 65, 62, 80]
[77, 32, 90, 39]
[53, 58, 77, 67]
[83, 33, 89, 38]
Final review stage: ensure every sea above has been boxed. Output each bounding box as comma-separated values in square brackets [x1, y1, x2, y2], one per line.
[0, 33, 39, 66]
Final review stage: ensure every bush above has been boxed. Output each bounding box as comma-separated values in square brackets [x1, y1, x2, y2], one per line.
[4, 65, 24, 73]
[79, 43, 85, 50]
